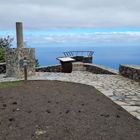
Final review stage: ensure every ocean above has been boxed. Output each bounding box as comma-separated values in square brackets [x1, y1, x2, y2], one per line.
[1, 28, 140, 70]
[34, 44, 140, 70]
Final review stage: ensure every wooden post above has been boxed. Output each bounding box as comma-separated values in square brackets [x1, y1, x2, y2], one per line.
[23, 58, 28, 80]
[24, 65, 27, 81]
[16, 22, 24, 48]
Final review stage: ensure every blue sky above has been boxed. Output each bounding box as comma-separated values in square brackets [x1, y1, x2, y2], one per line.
[0, 28, 140, 47]
[0, 0, 140, 47]
[1, 27, 140, 35]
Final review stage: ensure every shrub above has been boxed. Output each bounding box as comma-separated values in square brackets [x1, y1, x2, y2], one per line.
[0, 36, 13, 63]
[0, 36, 13, 48]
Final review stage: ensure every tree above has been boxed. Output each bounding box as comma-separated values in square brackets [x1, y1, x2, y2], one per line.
[0, 36, 13, 63]
[0, 36, 13, 48]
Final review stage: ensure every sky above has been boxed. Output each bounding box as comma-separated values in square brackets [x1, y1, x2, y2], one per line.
[0, 0, 140, 46]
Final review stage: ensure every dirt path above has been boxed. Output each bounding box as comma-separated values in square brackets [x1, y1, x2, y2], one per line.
[0, 80, 140, 140]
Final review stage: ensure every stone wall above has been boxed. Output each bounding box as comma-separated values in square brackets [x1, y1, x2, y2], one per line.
[36, 64, 61, 72]
[119, 64, 140, 82]
[36, 62, 118, 75]
[0, 63, 6, 74]
[6, 48, 35, 78]
[84, 63, 118, 75]
[72, 62, 118, 75]
[72, 56, 92, 63]
[72, 62, 86, 71]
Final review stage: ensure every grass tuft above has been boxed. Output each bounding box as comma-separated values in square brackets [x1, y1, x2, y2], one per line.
[0, 81, 22, 89]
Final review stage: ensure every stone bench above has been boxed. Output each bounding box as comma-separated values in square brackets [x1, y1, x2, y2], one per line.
[119, 64, 140, 82]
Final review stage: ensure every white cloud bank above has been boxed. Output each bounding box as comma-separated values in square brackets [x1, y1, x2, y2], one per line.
[0, 0, 140, 29]
[24, 31, 140, 46]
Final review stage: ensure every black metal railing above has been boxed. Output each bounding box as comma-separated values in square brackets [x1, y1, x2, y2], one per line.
[63, 51, 94, 57]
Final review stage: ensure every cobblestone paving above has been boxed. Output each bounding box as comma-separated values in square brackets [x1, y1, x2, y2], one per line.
[0, 71, 140, 120]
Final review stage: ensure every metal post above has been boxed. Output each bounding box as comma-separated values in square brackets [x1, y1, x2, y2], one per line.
[16, 22, 24, 48]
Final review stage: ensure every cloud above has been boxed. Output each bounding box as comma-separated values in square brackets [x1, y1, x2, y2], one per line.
[0, 0, 140, 29]
[22, 30, 140, 47]
[1, 28, 140, 47]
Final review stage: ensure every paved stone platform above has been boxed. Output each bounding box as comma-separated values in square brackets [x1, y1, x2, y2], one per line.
[0, 71, 140, 120]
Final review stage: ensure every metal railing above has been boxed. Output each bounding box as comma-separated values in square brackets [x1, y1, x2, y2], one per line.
[63, 51, 94, 57]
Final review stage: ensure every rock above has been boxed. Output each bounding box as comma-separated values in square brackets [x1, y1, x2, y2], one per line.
[35, 129, 47, 136]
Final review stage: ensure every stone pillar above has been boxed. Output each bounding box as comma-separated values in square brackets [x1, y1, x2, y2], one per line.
[16, 22, 24, 48]
[6, 22, 35, 78]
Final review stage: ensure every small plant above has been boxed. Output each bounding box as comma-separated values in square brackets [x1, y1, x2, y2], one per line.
[35, 59, 40, 67]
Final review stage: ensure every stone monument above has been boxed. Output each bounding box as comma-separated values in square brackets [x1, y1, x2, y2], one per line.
[6, 22, 35, 78]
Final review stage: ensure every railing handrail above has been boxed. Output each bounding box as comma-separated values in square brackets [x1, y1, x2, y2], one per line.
[63, 51, 94, 57]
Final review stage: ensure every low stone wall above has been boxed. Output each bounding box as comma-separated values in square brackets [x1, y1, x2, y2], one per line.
[119, 64, 140, 82]
[36, 64, 61, 72]
[84, 63, 118, 75]
[0, 63, 6, 74]
[36, 62, 118, 75]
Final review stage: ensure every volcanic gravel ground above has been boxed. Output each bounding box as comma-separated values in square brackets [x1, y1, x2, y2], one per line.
[0, 80, 140, 140]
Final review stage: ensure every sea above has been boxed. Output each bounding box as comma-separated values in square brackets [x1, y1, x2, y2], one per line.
[34, 44, 140, 70]
[1, 29, 140, 70]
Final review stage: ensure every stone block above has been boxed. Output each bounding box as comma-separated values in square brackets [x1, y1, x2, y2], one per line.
[72, 56, 92, 63]
[72, 62, 85, 71]
[119, 64, 140, 82]
[6, 48, 35, 78]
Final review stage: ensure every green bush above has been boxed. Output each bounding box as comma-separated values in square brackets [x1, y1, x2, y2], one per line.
[0, 36, 13, 63]
[0, 36, 13, 48]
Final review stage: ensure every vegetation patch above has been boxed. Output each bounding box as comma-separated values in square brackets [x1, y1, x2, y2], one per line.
[0, 81, 22, 89]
